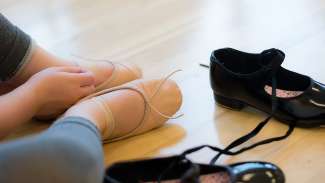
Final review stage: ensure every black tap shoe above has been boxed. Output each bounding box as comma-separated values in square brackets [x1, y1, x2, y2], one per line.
[210, 48, 325, 128]
[104, 145, 285, 183]
[205, 48, 325, 162]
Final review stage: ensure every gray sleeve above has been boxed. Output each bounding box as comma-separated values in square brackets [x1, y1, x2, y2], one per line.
[0, 13, 33, 81]
[0, 117, 105, 183]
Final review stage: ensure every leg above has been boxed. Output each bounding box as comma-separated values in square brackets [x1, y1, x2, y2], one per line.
[0, 117, 104, 183]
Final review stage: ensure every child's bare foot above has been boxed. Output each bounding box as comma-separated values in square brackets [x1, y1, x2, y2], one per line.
[62, 79, 182, 142]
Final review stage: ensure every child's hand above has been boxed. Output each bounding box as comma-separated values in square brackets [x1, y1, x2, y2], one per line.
[28, 67, 96, 117]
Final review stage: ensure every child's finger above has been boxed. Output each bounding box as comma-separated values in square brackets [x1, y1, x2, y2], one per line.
[54, 66, 85, 73]
[79, 85, 96, 98]
[70, 71, 95, 87]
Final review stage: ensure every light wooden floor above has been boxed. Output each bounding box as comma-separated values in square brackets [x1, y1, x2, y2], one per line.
[1, 0, 325, 182]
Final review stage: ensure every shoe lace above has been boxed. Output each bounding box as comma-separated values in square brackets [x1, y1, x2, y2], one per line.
[157, 146, 226, 183]
[71, 54, 142, 83]
[209, 70, 296, 164]
[147, 69, 184, 119]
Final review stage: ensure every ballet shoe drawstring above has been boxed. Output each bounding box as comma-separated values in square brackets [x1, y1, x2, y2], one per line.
[70, 54, 141, 79]
[147, 69, 184, 119]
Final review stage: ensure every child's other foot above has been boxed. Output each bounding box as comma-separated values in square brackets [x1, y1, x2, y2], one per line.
[63, 79, 182, 142]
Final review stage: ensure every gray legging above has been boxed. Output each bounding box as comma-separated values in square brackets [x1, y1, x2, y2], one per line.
[0, 13, 105, 182]
[0, 117, 105, 183]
